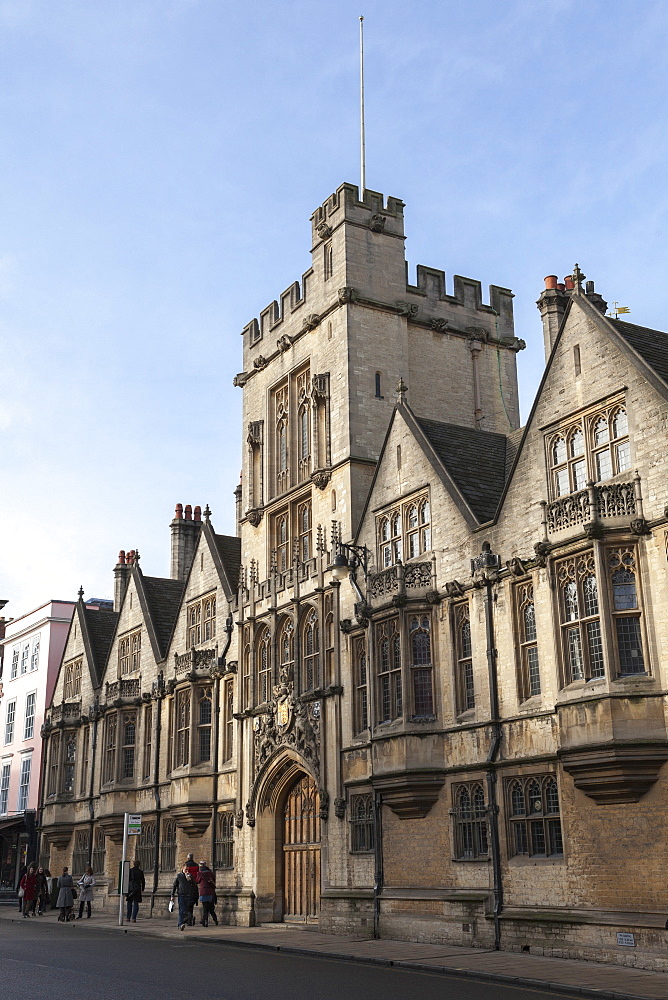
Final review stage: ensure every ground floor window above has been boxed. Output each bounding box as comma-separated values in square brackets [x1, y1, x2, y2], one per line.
[349, 793, 374, 853]
[215, 812, 234, 869]
[506, 775, 563, 857]
[452, 781, 488, 859]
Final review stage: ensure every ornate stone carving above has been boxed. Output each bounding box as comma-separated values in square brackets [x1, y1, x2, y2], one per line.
[533, 540, 550, 567]
[319, 788, 330, 821]
[277, 334, 292, 353]
[251, 663, 321, 786]
[338, 286, 357, 304]
[426, 590, 442, 605]
[404, 562, 432, 589]
[506, 557, 527, 577]
[311, 373, 329, 401]
[245, 801, 255, 827]
[444, 580, 465, 598]
[334, 797, 346, 819]
[370, 566, 398, 598]
[597, 481, 636, 519]
[339, 618, 355, 634]
[369, 214, 386, 233]
[397, 301, 419, 318]
[584, 520, 604, 539]
[235, 809, 244, 829]
[429, 317, 448, 332]
[247, 421, 263, 445]
[316, 221, 332, 241]
[311, 469, 331, 490]
[233, 371, 250, 387]
[631, 517, 650, 536]
[303, 313, 320, 332]
[547, 489, 590, 532]
[253, 355, 268, 371]
[246, 508, 264, 528]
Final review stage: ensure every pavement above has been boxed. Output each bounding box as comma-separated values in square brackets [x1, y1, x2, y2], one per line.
[2, 906, 668, 1000]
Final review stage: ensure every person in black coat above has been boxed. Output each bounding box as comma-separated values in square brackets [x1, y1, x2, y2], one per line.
[126, 860, 145, 922]
[170, 866, 199, 930]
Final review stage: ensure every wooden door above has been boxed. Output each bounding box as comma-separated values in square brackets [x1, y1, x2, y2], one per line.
[283, 774, 320, 921]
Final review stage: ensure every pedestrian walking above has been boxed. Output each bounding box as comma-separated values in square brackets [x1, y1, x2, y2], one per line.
[76, 866, 96, 919]
[170, 865, 199, 930]
[36, 867, 50, 915]
[195, 861, 218, 926]
[184, 853, 199, 879]
[16, 862, 27, 912]
[20, 865, 38, 917]
[125, 859, 145, 922]
[56, 867, 75, 922]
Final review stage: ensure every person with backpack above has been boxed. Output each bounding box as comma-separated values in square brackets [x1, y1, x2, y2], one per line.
[195, 861, 217, 926]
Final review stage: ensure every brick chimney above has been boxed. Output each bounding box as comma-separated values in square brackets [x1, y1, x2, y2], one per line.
[536, 275, 569, 361]
[170, 503, 202, 581]
[114, 550, 131, 611]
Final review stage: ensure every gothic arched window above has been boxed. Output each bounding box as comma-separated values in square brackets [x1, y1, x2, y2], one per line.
[302, 608, 320, 691]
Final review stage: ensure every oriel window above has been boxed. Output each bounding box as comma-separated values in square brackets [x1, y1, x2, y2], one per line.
[607, 547, 645, 675]
[376, 618, 402, 722]
[63, 734, 76, 792]
[103, 714, 117, 784]
[516, 582, 541, 700]
[197, 686, 212, 763]
[122, 715, 136, 779]
[353, 635, 369, 734]
[409, 615, 434, 718]
[454, 603, 475, 712]
[175, 689, 190, 768]
[557, 552, 605, 683]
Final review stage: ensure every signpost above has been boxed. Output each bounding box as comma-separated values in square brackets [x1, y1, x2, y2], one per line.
[118, 813, 141, 926]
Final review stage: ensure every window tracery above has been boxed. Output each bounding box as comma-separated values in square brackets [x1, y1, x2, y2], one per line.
[506, 775, 563, 857]
[452, 782, 488, 859]
[557, 553, 604, 683]
[547, 402, 630, 499]
[515, 582, 540, 701]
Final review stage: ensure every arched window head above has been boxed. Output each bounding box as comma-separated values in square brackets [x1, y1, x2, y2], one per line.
[552, 437, 566, 466]
[303, 608, 320, 691]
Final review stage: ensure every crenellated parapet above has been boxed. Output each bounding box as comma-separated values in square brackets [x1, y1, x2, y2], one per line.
[310, 182, 405, 244]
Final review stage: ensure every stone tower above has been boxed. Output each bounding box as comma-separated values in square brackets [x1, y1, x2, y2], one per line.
[236, 183, 523, 570]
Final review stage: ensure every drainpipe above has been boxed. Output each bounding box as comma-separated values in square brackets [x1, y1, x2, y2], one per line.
[372, 790, 384, 940]
[150, 676, 164, 912]
[87, 709, 99, 868]
[472, 542, 503, 950]
[211, 614, 234, 868]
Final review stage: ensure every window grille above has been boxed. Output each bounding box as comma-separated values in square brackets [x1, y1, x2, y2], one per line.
[174, 689, 190, 768]
[350, 794, 374, 852]
[4, 700, 16, 745]
[72, 829, 89, 875]
[454, 604, 474, 711]
[17, 756, 32, 811]
[141, 704, 153, 779]
[506, 775, 563, 858]
[557, 552, 605, 683]
[215, 812, 234, 869]
[136, 821, 155, 872]
[409, 615, 434, 718]
[516, 582, 541, 700]
[63, 733, 76, 792]
[607, 547, 645, 675]
[160, 819, 177, 871]
[0, 762, 10, 814]
[122, 715, 136, 779]
[257, 629, 272, 705]
[353, 636, 368, 734]
[197, 687, 212, 763]
[376, 619, 402, 722]
[92, 828, 106, 874]
[452, 782, 488, 859]
[24, 692, 36, 740]
[302, 608, 320, 691]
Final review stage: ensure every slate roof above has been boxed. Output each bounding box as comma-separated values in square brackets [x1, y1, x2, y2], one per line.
[417, 417, 509, 523]
[140, 575, 185, 658]
[610, 318, 668, 386]
[214, 533, 241, 593]
[83, 606, 119, 685]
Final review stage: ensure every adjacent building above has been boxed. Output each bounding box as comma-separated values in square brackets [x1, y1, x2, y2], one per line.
[0, 600, 75, 893]
[39, 183, 668, 971]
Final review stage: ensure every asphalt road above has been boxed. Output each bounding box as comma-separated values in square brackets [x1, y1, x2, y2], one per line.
[0, 919, 582, 1000]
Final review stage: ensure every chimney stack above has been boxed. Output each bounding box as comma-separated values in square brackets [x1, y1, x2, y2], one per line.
[536, 275, 569, 361]
[170, 503, 202, 581]
[114, 550, 131, 611]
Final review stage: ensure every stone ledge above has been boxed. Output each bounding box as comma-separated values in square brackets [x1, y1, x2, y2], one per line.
[558, 741, 668, 803]
[371, 770, 445, 819]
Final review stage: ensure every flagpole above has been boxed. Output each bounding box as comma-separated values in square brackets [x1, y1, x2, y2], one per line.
[359, 15, 366, 199]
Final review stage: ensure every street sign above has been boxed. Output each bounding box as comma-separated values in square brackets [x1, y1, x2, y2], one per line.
[128, 814, 142, 836]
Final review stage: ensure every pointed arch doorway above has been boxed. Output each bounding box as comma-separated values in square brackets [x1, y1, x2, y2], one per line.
[282, 773, 320, 922]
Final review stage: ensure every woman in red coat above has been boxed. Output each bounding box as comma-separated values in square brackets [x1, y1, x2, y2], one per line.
[20, 865, 38, 918]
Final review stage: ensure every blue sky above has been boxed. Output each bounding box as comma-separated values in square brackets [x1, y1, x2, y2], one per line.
[2, 0, 667, 616]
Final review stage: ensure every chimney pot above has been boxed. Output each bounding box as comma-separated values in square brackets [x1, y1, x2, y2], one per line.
[194, 505, 202, 522]
[118, 550, 126, 565]
[564, 276, 575, 291]
[175, 503, 183, 519]
[544, 275, 558, 290]
[184, 504, 193, 521]
[557, 283, 565, 291]
[127, 550, 135, 564]
[585, 280, 595, 295]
